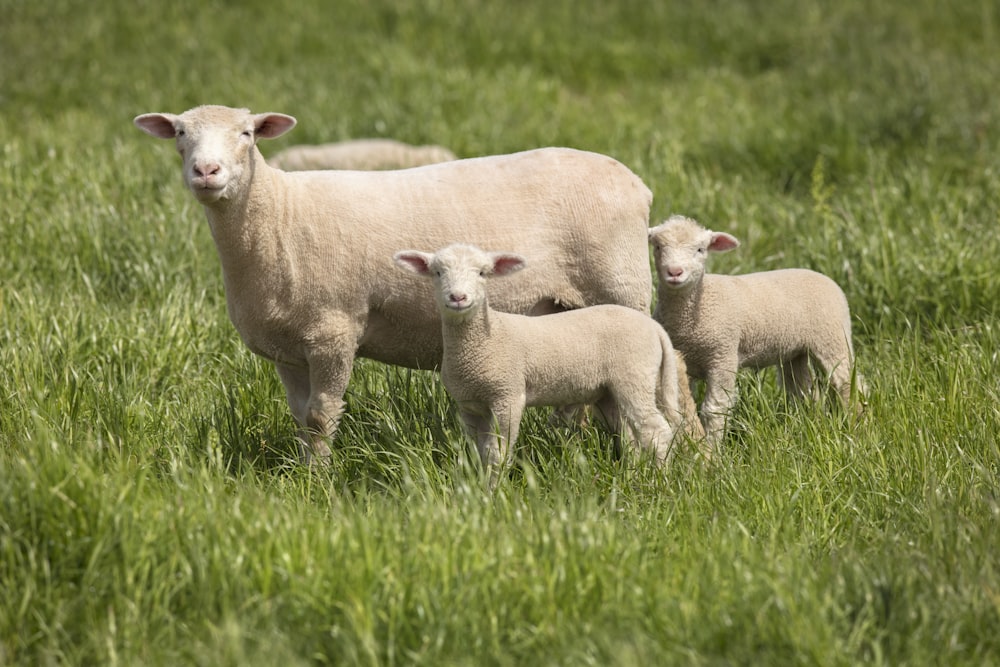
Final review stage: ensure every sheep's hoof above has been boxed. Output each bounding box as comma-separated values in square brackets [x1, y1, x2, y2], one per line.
[299, 440, 333, 467]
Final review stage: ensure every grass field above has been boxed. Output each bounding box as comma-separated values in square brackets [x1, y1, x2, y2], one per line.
[2, 0, 999, 664]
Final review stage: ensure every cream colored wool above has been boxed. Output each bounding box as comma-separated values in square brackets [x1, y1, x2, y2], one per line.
[268, 139, 457, 171]
[395, 244, 693, 485]
[648, 215, 862, 446]
[133, 105, 653, 464]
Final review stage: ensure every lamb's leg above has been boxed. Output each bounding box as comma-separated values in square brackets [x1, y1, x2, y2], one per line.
[777, 354, 812, 401]
[701, 367, 738, 446]
[617, 395, 675, 466]
[814, 347, 857, 407]
[593, 395, 625, 459]
[457, 401, 521, 488]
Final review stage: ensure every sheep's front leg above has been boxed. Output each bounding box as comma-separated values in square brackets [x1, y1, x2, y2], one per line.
[276, 346, 355, 465]
[701, 366, 738, 446]
[458, 399, 523, 488]
[457, 405, 503, 487]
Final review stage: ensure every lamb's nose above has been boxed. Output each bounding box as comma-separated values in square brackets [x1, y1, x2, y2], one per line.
[667, 266, 684, 277]
[449, 292, 467, 305]
[193, 162, 221, 177]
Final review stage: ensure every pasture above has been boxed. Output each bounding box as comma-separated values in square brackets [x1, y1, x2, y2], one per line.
[2, 0, 999, 664]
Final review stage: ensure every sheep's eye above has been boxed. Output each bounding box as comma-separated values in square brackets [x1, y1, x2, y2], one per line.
[479, 270, 486, 277]
[434, 270, 442, 277]
[697, 247, 706, 254]
[176, 130, 186, 137]
[241, 130, 253, 138]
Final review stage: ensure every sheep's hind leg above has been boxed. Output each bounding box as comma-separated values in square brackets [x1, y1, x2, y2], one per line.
[777, 354, 812, 401]
[618, 397, 676, 467]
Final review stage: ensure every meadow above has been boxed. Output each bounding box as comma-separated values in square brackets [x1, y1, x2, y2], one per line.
[1, 0, 999, 664]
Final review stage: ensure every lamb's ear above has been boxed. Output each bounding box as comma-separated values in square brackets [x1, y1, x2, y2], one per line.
[394, 251, 434, 275]
[254, 113, 297, 140]
[491, 253, 526, 276]
[134, 113, 179, 139]
[708, 232, 740, 253]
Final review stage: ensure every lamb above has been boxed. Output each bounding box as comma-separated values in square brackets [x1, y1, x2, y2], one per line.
[394, 244, 689, 483]
[133, 105, 653, 464]
[648, 215, 863, 445]
[267, 138, 457, 171]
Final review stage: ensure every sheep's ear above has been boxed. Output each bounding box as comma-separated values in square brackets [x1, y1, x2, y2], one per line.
[491, 253, 526, 276]
[254, 113, 297, 140]
[394, 251, 434, 276]
[708, 232, 740, 253]
[134, 113, 179, 139]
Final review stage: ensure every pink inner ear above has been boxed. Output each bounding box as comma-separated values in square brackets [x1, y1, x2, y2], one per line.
[492, 254, 525, 276]
[255, 114, 297, 139]
[709, 233, 740, 252]
[395, 252, 432, 275]
[134, 114, 178, 139]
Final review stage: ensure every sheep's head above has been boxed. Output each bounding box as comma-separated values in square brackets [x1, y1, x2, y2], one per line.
[394, 244, 525, 319]
[134, 105, 296, 204]
[648, 215, 739, 291]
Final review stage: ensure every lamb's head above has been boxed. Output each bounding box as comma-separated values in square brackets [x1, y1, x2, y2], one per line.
[393, 244, 525, 320]
[648, 215, 739, 291]
[134, 105, 296, 204]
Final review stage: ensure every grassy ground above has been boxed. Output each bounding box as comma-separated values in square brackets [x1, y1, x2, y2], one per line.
[2, 0, 999, 664]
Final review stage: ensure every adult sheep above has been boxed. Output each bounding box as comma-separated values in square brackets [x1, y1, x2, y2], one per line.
[133, 105, 653, 463]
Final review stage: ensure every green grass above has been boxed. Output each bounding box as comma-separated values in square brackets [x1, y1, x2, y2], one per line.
[2, 0, 1000, 664]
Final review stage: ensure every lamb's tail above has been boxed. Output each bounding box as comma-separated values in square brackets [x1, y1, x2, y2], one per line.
[655, 327, 682, 425]
[657, 329, 709, 446]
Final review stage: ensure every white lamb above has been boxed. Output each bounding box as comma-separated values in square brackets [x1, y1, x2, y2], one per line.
[648, 215, 863, 445]
[394, 244, 688, 483]
[268, 139, 457, 171]
[133, 105, 654, 464]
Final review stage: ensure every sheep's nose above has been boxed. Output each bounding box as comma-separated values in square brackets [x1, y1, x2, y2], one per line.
[667, 266, 684, 277]
[448, 292, 468, 305]
[193, 162, 221, 177]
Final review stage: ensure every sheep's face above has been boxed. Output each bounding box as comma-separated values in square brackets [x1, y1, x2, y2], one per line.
[648, 216, 739, 291]
[394, 244, 525, 319]
[135, 105, 296, 204]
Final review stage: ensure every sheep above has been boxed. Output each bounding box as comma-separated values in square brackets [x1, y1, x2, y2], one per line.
[267, 139, 457, 171]
[394, 243, 690, 483]
[647, 214, 863, 446]
[133, 105, 653, 464]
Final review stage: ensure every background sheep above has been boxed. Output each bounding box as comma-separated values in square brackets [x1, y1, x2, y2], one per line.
[133, 105, 653, 464]
[267, 138, 457, 171]
[394, 244, 690, 483]
[648, 215, 863, 445]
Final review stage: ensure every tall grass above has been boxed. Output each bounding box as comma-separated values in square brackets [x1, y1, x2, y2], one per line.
[2, 0, 999, 664]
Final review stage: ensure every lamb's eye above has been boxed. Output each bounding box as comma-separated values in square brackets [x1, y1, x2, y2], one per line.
[697, 247, 706, 254]
[479, 270, 485, 277]
[176, 130, 186, 137]
[241, 130, 253, 138]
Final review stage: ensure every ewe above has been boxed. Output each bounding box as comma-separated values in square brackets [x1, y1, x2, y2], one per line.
[133, 105, 653, 463]
[395, 244, 690, 485]
[268, 138, 456, 171]
[648, 215, 863, 446]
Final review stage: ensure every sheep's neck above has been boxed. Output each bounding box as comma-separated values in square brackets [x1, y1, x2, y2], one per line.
[201, 150, 289, 288]
[441, 302, 494, 361]
[657, 279, 704, 327]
